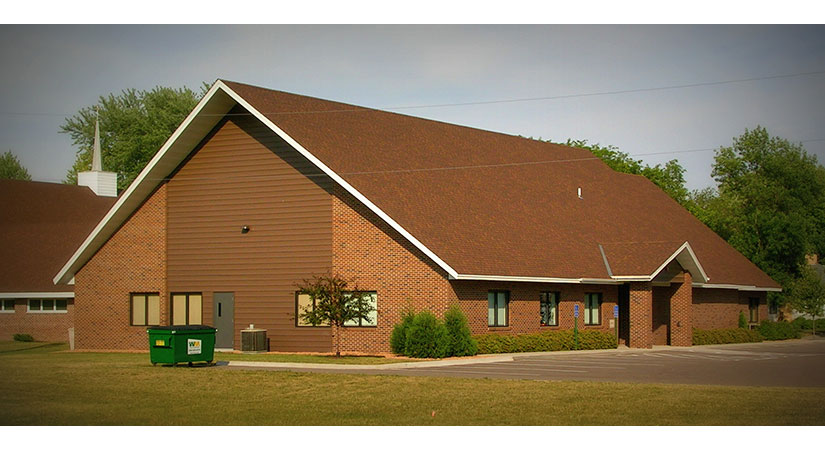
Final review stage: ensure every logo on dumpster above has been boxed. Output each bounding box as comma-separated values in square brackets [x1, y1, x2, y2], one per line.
[187, 339, 202, 355]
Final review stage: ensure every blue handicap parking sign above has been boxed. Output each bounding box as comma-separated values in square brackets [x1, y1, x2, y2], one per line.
[574, 304, 579, 318]
[614, 305, 619, 318]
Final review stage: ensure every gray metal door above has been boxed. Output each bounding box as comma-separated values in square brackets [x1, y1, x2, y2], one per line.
[213, 292, 235, 349]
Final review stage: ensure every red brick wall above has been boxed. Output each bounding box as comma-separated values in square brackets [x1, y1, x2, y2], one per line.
[692, 288, 767, 329]
[652, 286, 673, 345]
[0, 298, 74, 342]
[670, 273, 692, 346]
[73, 184, 167, 350]
[629, 282, 653, 348]
[331, 186, 456, 353]
[455, 282, 619, 336]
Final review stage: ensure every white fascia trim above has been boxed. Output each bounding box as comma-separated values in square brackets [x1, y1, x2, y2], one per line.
[695, 283, 783, 293]
[647, 241, 709, 284]
[451, 273, 620, 285]
[0, 292, 74, 299]
[217, 81, 460, 279]
[53, 82, 233, 285]
[609, 275, 651, 281]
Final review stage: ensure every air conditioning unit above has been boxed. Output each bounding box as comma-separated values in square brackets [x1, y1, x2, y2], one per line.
[241, 328, 267, 352]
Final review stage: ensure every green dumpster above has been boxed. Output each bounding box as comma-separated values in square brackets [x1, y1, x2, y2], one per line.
[148, 325, 216, 366]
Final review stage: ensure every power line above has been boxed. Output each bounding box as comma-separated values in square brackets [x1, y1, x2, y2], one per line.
[3, 69, 824, 118]
[35, 137, 820, 185]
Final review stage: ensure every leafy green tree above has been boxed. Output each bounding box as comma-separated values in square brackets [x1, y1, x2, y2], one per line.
[689, 127, 825, 292]
[563, 139, 689, 206]
[0, 150, 32, 181]
[790, 266, 825, 336]
[61, 85, 204, 191]
[297, 274, 375, 357]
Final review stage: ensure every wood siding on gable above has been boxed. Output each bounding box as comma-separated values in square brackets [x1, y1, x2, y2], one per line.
[167, 111, 333, 352]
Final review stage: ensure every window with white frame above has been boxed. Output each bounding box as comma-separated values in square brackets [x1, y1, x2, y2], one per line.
[1, 299, 15, 313]
[28, 299, 68, 313]
[540, 292, 559, 326]
[584, 293, 602, 325]
[488, 290, 509, 327]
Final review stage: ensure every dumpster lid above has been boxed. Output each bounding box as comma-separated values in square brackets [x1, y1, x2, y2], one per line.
[147, 325, 216, 331]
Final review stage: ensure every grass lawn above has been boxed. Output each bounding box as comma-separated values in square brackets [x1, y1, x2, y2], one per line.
[1, 342, 824, 425]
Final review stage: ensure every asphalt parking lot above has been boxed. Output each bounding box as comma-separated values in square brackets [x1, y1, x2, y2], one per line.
[388, 339, 825, 387]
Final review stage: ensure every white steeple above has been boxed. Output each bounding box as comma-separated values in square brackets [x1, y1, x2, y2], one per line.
[77, 111, 117, 197]
[91, 117, 102, 171]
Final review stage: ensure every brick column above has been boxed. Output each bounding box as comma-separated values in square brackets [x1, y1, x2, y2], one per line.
[669, 271, 693, 346]
[629, 282, 653, 348]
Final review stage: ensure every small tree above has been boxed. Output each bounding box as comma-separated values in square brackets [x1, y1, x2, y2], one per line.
[0, 150, 31, 181]
[790, 266, 825, 336]
[738, 311, 748, 329]
[297, 274, 375, 357]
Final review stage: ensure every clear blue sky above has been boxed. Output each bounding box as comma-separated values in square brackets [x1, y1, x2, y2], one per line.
[1, 24, 823, 190]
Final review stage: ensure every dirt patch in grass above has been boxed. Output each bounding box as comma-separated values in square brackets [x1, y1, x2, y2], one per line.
[217, 352, 412, 365]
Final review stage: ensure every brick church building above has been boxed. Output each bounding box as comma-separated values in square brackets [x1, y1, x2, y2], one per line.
[53, 80, 779, 353]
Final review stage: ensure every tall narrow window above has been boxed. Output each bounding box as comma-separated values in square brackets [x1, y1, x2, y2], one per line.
[171, 293, 202, 326]
[131, 293, 160, 326]
[488, 291, 509, 327]
[540, 292, 559, 326]
[584, 293, 602, 325]
[749, 297, 759, 323]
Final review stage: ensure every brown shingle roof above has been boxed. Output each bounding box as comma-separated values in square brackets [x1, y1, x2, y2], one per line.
[0, 180, 116, 293]
[222, 80, 779, 289]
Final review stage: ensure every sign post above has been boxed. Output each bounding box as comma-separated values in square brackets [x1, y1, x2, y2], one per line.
[613, 304, 620, 345]
[574, 304, 580, 350]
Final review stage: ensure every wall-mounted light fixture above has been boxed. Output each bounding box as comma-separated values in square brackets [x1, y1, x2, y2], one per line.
[241, 225, 250, 234]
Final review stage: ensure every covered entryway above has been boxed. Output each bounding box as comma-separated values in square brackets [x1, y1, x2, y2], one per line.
[213, 292, 235, 349]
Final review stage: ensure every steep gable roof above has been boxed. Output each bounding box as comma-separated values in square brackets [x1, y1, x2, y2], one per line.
[1, 180, 116, 294]
[54, 80, 780, 291]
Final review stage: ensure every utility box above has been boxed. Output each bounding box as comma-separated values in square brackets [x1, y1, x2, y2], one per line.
[241, 328, 267, 352]
[148, 325, 216, 366]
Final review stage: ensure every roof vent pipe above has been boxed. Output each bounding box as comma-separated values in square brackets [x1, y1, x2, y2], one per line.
[577, 187, 582, 199]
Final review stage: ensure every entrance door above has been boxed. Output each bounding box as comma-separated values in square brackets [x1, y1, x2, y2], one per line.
[213, 292, 235, 349]
[618, 284, 630, 346]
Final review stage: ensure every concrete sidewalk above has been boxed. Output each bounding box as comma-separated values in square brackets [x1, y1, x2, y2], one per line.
[221, 344, 650, 371]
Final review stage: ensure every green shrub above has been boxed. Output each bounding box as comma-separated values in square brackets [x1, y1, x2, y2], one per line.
[757, 320, 800, 340]
[403, 311, 450, 358]
[444, 305, 478, 356]
[578, 330, 618, 349]
[13, 333, 34, 342]
[389, 308, 415, 355]
[738, 311, 747, 329]
[475, 329, 616, 354]
[791, 317, 825, 331]
[692, 328, 762, 345]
